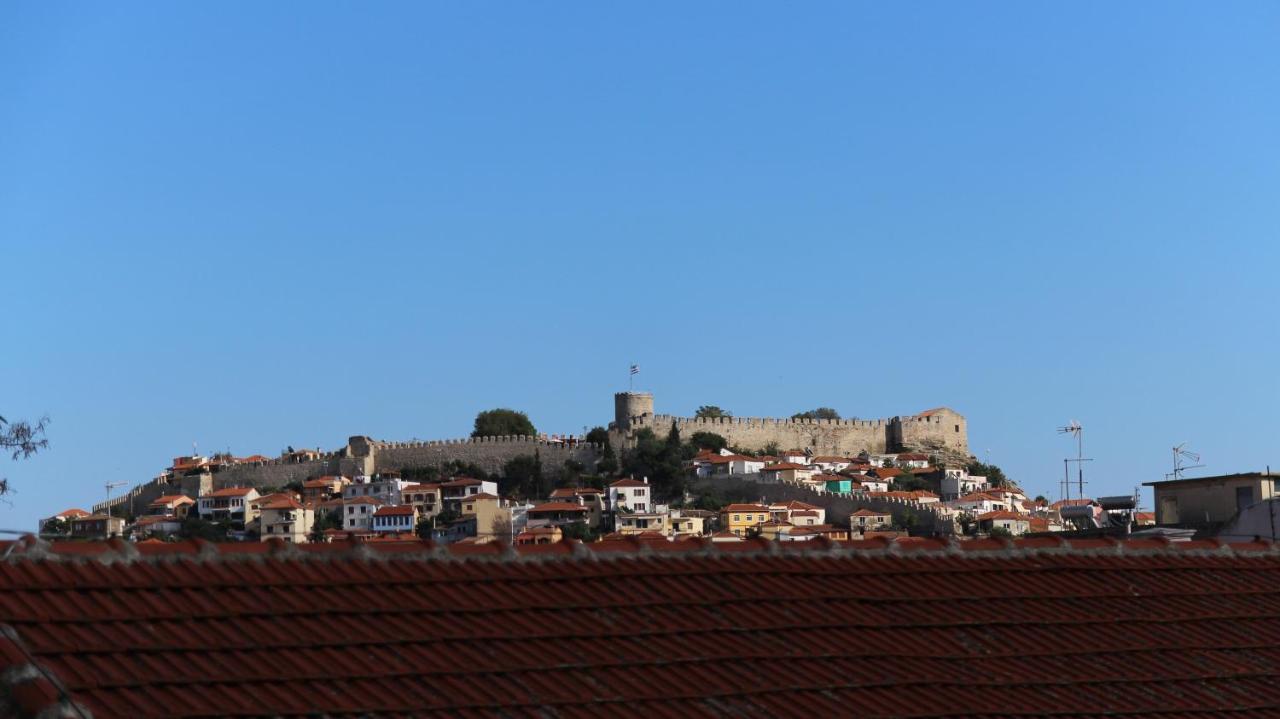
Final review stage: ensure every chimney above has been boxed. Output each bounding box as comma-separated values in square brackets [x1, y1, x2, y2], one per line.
[643, 476, 649, 485]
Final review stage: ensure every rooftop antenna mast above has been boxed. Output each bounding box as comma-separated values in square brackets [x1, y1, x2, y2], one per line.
[1168, 443, 1204, 481]
[105, 481, 127, 509]
[1057, 420, 1092, 502]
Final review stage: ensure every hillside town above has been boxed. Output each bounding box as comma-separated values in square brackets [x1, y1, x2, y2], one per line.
[40, 441, 1161, 545]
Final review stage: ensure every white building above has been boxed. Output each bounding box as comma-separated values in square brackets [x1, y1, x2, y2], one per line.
[941, 470, 989, 501]
[609, 478, 651, 512]
[344, 496, 384, 531]
[343, 476, 413, 505]
[197, 487, 260, 524]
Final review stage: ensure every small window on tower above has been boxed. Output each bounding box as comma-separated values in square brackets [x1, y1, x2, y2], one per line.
[955, 424, 960, 433]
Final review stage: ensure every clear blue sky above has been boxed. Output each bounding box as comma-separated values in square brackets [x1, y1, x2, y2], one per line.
[3, 2, 1278, 530]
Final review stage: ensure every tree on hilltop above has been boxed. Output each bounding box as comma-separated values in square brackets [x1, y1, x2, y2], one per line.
[694, 406, 731, 419]
[792, 407, 840, 420]
[1, 413, 49, 496]
[967, 460, 1010, 488]
[689, 431, 728, 452]
[472, 408, 536, 438]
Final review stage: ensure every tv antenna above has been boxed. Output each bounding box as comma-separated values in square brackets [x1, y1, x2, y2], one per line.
[105, 481, 127, 507]
[1057, 420, 1093, 502]
[1167, 443, 1204, 481]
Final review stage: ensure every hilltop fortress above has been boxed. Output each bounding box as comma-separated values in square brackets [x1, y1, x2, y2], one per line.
[96, 391, 969, 517]
[609, 392, 969, 459]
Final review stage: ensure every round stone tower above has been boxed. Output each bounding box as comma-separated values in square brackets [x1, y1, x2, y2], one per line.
[614, 392, 654, 432]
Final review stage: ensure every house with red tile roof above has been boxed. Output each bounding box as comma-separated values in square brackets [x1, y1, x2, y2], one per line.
[197, 486, 260, 525]
[400, 482, 443, 518]
[549, 487, 606, 526]
[515, 525, 562, 545]
[129, 514, 184, 538]
[146, 494, 195, 518]
[301, 475, 349, 503]
[68, 514, 125, 539]
[608, 477, 652, 513]
[721, 503, 772, 537]
[761, 463, 816, 484]
[258, 495, 313, 543]
[3, 535, 1277, 717]
[439, 477, 500, 511]
[976, 510, 1030, 536]
[37, 509, 89, 535]
[372, 505, 416, 535]
[770, 500, 826, 526]
[527, 501, 590, 531]
[343, 495, 384, 531]
[850, 508, 892, 533]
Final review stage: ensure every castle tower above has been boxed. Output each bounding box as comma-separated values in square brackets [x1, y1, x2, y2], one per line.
[614, 392, 654, 432]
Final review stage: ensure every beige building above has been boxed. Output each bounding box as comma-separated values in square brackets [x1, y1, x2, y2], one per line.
[1145, 472, 1280, 526]
[259, 496, 314, 543]
[460, 493, 518, 541]
[70, 515, 126, 539]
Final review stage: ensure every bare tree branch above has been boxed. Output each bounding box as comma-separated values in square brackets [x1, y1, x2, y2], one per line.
[1, 414, 50, 496]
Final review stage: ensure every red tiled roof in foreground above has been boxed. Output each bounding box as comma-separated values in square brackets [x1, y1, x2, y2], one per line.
[3, 535, 1280, 717]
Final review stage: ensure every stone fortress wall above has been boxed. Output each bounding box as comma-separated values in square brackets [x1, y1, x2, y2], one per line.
[98, 436, 601, 518]
[610, 392, 969, 458]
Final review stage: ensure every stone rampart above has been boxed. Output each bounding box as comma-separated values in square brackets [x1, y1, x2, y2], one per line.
[621, 408, 968, 458]
[367, 436, 600, 477]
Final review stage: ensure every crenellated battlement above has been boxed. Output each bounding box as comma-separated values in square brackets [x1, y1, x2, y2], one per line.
[615, 398, 968, 458]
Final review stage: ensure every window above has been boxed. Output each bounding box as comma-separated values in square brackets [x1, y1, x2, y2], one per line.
[733, 515, 740, 522]
[955, 425, 960, 432]
[347, 507, 354, 515]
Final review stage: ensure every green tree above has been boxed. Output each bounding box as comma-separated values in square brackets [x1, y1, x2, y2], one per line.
[1034, 494, 1047, 504]
[0, 413, 49, 496]
[180, 516, 228, 542]
[967, 460, 1010, 488]
[956, 512, 976, 536]
[472, 408, 536, 438]
[621, 428, 685, 501]
[585, 426, 610, 445]
[694, 405, 731, 419]
[308, 509, 342, 542]
[560, 521, 597, 542]
[892, 508, 918, 532]
[689, 431, 728, 452]
[989, 526, 1014, 539]
[891, 472, 931, 492]
[792, 407, 840, 420]
[284, 480, 305, 496]
[758, 441, 781, 457]
[502, 453, 545, 498]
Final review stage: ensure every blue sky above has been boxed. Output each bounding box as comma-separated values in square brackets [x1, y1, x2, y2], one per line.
[3, 2, 1278, 529]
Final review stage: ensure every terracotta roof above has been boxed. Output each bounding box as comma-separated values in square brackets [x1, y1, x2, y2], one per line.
[53, 508, 90, 519]
[203, 487, 256, 498]
[402, 483, 442, 492]
[258, 497, 303, 511]
[463, 492, 500, 501]
[148, 495, 193, 506]
[773, 500, 820, 510]
[303, 476, 344, 488]
[723, 503, 771, 512]
[851, 509, 890, 517]
[762, 463, 807, 471]
[236, 454, 271, 463]
[373, 505, 416, 517]
[528, 502, 588, 514]
[344, 496, 385, 506]
[609, 478, 648, 488]
[441, 477, 485, 487]
[1, 535, 1279, 717]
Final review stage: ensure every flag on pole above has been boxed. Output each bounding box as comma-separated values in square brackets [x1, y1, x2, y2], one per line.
[629, 364, 640, 375]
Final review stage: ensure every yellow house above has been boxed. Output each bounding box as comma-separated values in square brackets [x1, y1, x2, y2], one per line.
[720, 503, 772, 537]
[460, 493, 516, 541]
